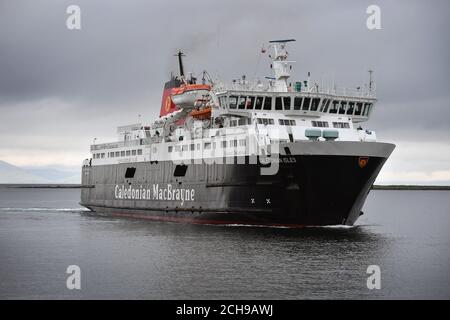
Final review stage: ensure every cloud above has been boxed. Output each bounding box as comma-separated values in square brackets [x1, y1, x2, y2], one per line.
[0, 0, 449, 184]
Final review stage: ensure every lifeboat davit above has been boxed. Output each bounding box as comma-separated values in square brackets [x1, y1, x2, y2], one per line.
[190, 107, 212, 120]
[170, 84, 211, 109]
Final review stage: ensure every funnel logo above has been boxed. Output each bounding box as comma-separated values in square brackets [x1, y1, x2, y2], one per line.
[359, 156, 369, 168]
[165, 96, 172, 113]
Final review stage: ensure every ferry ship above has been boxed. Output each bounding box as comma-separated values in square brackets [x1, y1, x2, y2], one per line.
[80, 39, 395, 227]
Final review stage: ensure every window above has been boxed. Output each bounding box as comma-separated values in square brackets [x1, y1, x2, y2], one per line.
[190, 144, 195, 151]
[221, 141, 227, 148]
[275, 97, 282, 110]
[294, 97, 303, 110]
[126, 150, 131, 156]
[125, 167, 136, 178]
[238, 96, 246, 109]
[263, 97, 272, 110]
[283, 97, 291, 110]
[347, 102, 355, 115]
[289, 120, 296, 126]
[168, 146, 173, 153]
[247, 96, 255, 109]
[339, 101, 347, 114]
[219, 96, 227, 108]
[311, 98, 320, 111]
[239, 139, 246, 147]
[333, 122, 350, 129]
[238, 118, 249, 126]
[121, 151, 125, 157]
[231, 140, 238, 147]
[182, 145, 188, 151]
[258, 118, 273, 125]
[101, 153, 105, 158]
[175, 145, 181, 152]
[363, 103, 372, 116]
[302, 97, 311, 110]
[229, 96, 237, 109]
[137, 149, 142, 155]
[355, 102, 363, 115]
[323, 99, 331, 113]
[131, 150, 136, 156]
[312, 121, 329, 128]
[320, 99, 328, 112]
[204, 142, 211, 149]
[330, 101, 339, 113]
[115, 151, 120, 157]
[255, 97, 263, 110]
[174, 165, 188, 177]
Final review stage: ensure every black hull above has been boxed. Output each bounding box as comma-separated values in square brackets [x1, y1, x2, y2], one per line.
[81, 141, 395, 227]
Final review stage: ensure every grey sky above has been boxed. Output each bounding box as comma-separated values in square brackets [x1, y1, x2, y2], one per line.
[0, 0, 449, 184]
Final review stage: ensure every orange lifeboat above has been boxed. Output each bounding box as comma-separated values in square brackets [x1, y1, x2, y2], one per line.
[170, 84, 211, 109]
[190, 107, 212, 120]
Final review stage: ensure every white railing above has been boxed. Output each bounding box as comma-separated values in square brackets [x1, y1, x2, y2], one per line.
[213, 80, 376, 99]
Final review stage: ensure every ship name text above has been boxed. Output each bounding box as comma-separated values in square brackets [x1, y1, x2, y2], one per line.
[114, 184, 195, 205]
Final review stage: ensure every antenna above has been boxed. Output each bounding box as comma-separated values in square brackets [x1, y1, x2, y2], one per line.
[368, 69, 373, 91]
[175, 50, 185, 77]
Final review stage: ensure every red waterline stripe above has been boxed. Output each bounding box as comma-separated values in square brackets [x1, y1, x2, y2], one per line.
[108, 212, 306, 228]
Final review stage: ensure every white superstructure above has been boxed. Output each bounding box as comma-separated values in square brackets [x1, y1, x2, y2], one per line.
[88, 40, 378, 167]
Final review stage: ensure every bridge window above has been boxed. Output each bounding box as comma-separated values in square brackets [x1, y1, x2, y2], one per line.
[204, 142, 211, 150]
[311, 98, 320, 111]
[294, 97, 302, 110]
[126, 150, 131, 156]
[190, 144, 195, 151]
[238, 96, 246, 109]
[229, 96, 237, 109]
[283, 97, 291, 110]
[263, 97, 272, 110]
[121, 151, 125, 157]
[330, 101, 339, 113]
[239, 139, 246, 147]
[363, 103, 372, 116]
[222, 141, 227, 148]
[339, 101, 347, 114]
[275, 97, 282, 110]
[247, 96, 255, 109]
[101, 153, 105, 158]
[302, 97, 311, 110]
[218, 96, 226, 108]
[115, 151, 120, 157]
[168, 146, 173, 153]
[320, 99, 328, 112]
[255, 97, 263, 110]
[347, 102, 355, 115]
[131, 150, 136, 156]
[355, 102, 363, 115]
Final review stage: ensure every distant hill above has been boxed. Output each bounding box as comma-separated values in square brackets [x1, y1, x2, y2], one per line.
[0, 160, 50, 183]
[0, 160, 80, 184]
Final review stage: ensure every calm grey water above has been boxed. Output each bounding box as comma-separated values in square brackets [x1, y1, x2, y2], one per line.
[0, 187, 449, 299]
